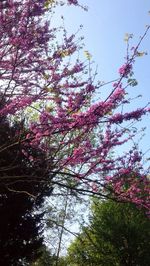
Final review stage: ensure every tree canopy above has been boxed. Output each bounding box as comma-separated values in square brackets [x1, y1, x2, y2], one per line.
[67, 200, 150, 266]
[0, 0, 149, 207]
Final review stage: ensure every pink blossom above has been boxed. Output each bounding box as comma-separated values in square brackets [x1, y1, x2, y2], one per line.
[86, 84, 95, 93]
[105, 176, 112, 181]
[118, 63, 132, 77]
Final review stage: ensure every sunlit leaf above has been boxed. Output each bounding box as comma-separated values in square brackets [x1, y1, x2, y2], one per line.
[45, 0, 55, 8]
[136, 51, 146, 57]
[84, 50, 92, 60]
[124, 33, 133, 42]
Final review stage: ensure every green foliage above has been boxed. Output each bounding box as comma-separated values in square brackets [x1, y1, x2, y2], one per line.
[31, 246, 55, 266]
[32, 245, 67, 266]
[127, 78, 138, 87]
[67, 200, 150, 266]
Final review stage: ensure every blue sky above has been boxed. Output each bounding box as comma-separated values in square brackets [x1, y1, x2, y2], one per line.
[53, 0, 150, 158]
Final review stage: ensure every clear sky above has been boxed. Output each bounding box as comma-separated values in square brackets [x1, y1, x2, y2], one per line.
[52, 1, 150, 158]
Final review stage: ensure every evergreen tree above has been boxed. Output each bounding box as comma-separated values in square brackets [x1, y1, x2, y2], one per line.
[0, 98, 52, 265]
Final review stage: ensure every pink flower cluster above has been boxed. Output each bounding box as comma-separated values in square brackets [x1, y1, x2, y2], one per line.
[118, 63, 132, 77]
[109, 108, 149, 124]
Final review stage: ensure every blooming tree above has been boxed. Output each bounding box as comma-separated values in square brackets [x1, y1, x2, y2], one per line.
[0, 0, 150, 213]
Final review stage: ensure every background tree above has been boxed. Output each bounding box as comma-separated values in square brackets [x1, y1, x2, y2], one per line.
[44, 184, 89, 262]
[67, 199, 150, 266]
[31, 244, 67, 266]
[31, 245, 56, 266]
[0, 97, 53, 265]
